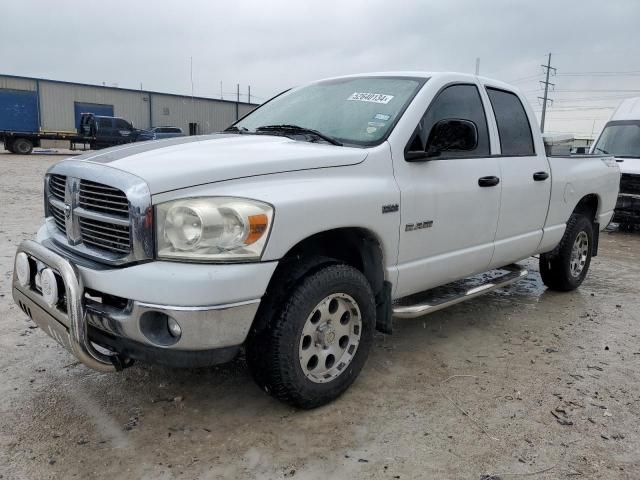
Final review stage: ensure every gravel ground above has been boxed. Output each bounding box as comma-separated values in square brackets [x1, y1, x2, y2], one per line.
[1, 151, 639, 480]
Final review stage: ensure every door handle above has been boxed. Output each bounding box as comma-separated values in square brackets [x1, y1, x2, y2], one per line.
[478, 176, 500, 187]
[533, 171, 549, 181]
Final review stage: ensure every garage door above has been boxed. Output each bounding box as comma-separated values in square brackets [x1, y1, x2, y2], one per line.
[0, 89, 39, 132]
[74, 102, 114, 128]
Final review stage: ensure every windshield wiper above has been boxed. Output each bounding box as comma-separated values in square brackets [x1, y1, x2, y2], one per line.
[255, 124, 343, 146]
[223, 125, 250, 133]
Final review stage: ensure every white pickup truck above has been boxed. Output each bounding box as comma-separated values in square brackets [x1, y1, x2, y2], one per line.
[12, 72, 620, 408]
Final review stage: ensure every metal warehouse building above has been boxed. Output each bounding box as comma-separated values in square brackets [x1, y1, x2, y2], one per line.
[0, 74, 257, 136]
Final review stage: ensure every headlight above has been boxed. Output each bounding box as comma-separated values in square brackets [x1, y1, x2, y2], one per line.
[156, 197, 273, 262]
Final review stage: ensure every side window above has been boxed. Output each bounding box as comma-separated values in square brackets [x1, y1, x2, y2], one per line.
[409, 84, 490, 157]
[486, 88, 535, 156]
[114, 118, 132, 130]
[97, 118, 112, 129]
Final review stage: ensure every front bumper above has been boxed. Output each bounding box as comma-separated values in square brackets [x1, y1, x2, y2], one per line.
[613, 193, 640, 224]
[12, 240, 269, 370]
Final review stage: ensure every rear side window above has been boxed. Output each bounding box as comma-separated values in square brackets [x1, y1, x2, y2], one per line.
[486, 88, 535, 156]
[97, 118, 112, 129]
[114, 119, 131, 129]
[411, 84, 490, 157]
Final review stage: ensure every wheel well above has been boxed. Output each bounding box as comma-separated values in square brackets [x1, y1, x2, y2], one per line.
[282, 228, 385, 295]
[250, 228, 391, 335]
[573, 194, 599, 223]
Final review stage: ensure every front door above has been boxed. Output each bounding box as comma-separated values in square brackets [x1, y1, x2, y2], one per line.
[393, 83, 501, 298]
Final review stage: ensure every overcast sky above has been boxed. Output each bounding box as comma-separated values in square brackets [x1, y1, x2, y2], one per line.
[4, 0, 640, 137]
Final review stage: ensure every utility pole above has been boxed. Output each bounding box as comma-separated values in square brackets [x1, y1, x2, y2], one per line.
[539, 53, 556, 133]
[248, 85, 251, 104]
[235, 84, 240, 120]
[475, 57, 480, 76]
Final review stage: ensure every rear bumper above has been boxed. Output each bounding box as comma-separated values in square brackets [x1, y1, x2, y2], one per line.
[12, 240, 267, 370]
[613, 193, 640, 224]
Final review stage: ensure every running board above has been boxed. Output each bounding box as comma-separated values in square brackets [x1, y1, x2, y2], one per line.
[392, 264, 528, 319]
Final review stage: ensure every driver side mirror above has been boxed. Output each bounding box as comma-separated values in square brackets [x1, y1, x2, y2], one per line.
[405, 118, 478, 161]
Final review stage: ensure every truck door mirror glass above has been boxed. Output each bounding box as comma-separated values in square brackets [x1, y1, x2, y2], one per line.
[425, 119, 478, 158]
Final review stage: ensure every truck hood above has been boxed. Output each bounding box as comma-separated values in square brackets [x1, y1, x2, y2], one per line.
[615, 156, 640, 175]
[64, 134, 368, 194]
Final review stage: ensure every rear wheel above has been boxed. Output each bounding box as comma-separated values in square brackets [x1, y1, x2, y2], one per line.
[12, 138, 33, 155]
[540, 214, 594, 291]
[246, 263, 375, 409]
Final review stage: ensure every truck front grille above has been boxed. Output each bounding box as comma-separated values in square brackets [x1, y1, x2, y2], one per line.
[47, 176, 133, 258]
[79, 217, 131, 253]
[49, 202, 67, 232]
[79, 180, 129, 216]
[620, 173, 640, 195]
[49, 174, 67, 202]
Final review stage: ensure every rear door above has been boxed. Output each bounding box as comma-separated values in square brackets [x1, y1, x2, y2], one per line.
[113, 118, 135, 143]
[393, 83, 502, 297]
[484, 87, 551, 268]
[95, 117, 117, 144]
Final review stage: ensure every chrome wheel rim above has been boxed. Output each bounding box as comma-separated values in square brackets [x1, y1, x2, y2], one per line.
[298, 293, 362, 384]
[569, 231, 589, 277]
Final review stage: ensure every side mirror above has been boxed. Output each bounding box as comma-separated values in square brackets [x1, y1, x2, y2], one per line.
[425, 119, 478, 158]
[404, 118, 479, 162]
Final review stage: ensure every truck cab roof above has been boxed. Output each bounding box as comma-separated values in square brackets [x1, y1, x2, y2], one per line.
[610, 96, 640, 121]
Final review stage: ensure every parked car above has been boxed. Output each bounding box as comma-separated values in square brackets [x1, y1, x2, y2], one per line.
[12, 72, 619, 409]
[150, 126, 184, 139]
[591, 97, 640, 227]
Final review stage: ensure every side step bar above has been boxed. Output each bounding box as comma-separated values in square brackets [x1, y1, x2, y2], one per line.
[392, 264, 528, 319]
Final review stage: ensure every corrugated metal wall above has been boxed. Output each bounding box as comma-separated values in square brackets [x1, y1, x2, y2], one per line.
[0, 77, 36, 91]
[0, 75, 258, 134]
[39, 82, 150, 132]
[150, 94, 240, 134]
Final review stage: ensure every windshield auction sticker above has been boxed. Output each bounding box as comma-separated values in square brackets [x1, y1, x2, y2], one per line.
[347, 92, 395, 104]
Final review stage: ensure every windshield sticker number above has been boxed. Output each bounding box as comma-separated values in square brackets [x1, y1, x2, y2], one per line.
[374, 113, 391, 121]
[348, 92, 395, 104]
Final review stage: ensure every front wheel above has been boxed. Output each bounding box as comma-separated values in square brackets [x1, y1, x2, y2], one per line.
[246, 263, 375, 409]
[540, 214, 594, 291]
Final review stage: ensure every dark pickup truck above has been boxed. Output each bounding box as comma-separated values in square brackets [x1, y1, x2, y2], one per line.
[2, 113, 154, 154]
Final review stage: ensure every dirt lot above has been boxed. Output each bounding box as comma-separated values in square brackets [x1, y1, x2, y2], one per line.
[1, 151, 639, 480]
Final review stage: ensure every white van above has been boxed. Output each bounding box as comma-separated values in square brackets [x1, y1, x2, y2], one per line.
[591, 97, 640, 226]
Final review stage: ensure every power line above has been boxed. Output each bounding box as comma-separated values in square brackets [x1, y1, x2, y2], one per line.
[556, 70, 640, 77]
[539, 53, 556, 133]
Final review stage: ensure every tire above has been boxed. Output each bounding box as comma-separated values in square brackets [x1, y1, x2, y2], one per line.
[246, 263, 375, 409]
[12, 138, 33, 155]
[540, 214, 594, 291]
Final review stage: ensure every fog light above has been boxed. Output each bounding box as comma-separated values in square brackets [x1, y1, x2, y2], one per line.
[15, 252, 31, 287]
[40, 268, 59, 307]
[167, 317, 182, 338]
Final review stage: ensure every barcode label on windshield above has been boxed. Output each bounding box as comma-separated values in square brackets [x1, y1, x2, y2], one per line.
[347, 92, 395, 104]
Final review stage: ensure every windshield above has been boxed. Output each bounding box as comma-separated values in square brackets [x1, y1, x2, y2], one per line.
[233, 76, 426, 146]
[593, 120, 640, 158]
